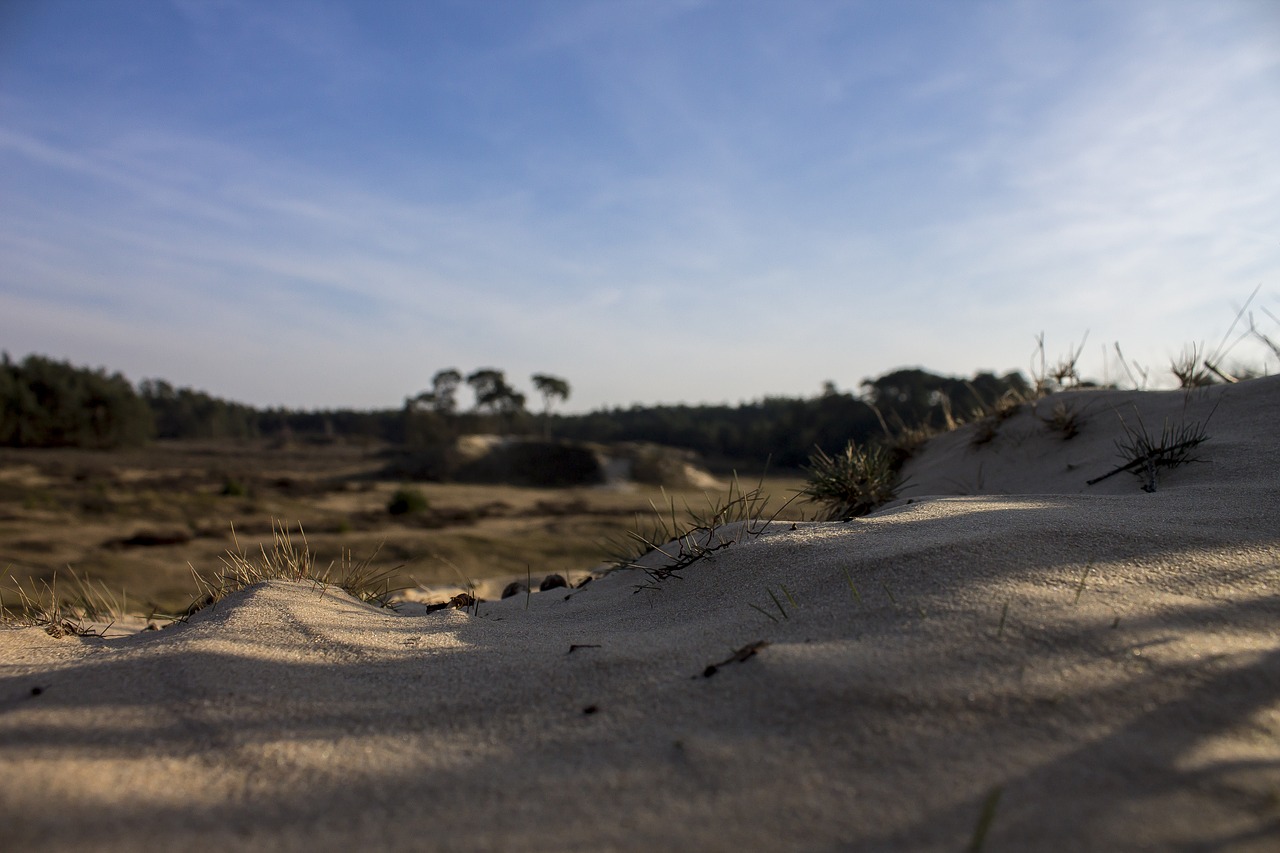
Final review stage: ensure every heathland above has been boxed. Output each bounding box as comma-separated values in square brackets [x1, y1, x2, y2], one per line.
[1, 354, 1032, 617]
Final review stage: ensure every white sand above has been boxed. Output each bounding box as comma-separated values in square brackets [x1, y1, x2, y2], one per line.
[2, 378, 1278, 851]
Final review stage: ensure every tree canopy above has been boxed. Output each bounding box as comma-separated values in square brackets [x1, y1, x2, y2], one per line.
[532, 374, 570, 415]
[465, 368, 526, 415]
[1, 354, 153, 448]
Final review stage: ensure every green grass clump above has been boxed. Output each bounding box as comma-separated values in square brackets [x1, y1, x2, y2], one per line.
[799, 442, 901, 520]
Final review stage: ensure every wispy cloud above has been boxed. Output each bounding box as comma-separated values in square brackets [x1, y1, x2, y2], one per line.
[1, 1, 1277, 408]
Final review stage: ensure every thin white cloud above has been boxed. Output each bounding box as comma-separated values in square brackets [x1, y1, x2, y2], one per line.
[1, 1, 1277, 408]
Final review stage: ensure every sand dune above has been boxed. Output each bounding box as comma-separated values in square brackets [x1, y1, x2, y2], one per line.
[2, 378, 1278, 851]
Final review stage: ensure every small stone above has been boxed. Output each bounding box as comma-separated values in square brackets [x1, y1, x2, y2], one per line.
[448, 592, 477, 609]
[501, 581, 527, 599]
[539, 574, 568, 591]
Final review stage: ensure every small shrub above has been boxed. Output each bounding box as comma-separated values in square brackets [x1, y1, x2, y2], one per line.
[388, 487, 429, 516]
[800, 442, 901, 520]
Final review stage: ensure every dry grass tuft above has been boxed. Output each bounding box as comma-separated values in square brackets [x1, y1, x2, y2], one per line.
[1038, 400, 1082, 440]
[606, 475, 795, 584]
[2, 569, 128, 638]
[187, 521, 405, 615]
[1113, 411, 1212, 493]
[1170, 344, 1215, 389]
[882, 421, 938, 467]
[1086, 403, 1216, 493]
[1031, 332, 1088, 395]
[799, 443, 902, 521]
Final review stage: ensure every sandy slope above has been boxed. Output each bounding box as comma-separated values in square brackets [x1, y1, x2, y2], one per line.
[2, 379, 1278, 851]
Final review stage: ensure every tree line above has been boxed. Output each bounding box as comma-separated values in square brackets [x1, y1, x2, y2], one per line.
[0, 354, 152, 449]
[0, 353, 1031, 469]
[547, 369, 1031, 468]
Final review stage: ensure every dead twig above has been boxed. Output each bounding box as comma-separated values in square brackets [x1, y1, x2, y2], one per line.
[701, 640, 769, 678]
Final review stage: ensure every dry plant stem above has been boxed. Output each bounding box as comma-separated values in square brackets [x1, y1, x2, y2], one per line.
[1202, 361, 1238, 384]
[1031, 332, 1088, 394]
[2, 569, 124, 638]
[1202, 283, 1262, 380]
[611, 475, 797, 584]
[1073, 562, 1093, 604]
[841, 565, 862, 604]
[186, 520, 403, 617]
[749, 602, 779, 623]
[1113, 342, 1150, 390]
[1253, 308, 1280, 359]
[766, 588, 789, 620]
[967, 785, 1004, 852]
[1087, 405, 1214, 491]
[701, 640, 769, 677]
[1171, 344, 1214, 388]
[1085, 437, 1207, 486]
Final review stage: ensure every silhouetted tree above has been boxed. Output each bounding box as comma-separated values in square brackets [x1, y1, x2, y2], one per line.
[466, 368, 525, 415]
[531, 373, 570, 437]
[409, 368, 463, 414]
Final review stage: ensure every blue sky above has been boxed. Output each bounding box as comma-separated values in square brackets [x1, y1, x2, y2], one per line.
[2, 0, 1278, 412]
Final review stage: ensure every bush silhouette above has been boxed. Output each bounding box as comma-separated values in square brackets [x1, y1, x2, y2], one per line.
[388, 487, 429, 516]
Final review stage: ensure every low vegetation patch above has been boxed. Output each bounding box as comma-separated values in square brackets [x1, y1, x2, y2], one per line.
[188, 521, 405, 614]
[1038, 400, 1082, 440]
[799, 442, 902, 520]
[1086, 405, 1215, 493]
[607, 475, 795, 584]
[387, 486, 430, 516]
[2, 569, 128, 638]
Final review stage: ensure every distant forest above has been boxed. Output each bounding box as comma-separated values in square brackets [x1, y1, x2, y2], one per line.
[0, 353, 1033, 469]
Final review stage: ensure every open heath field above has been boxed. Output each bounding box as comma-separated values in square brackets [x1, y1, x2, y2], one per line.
[0, 439, 805, 618]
